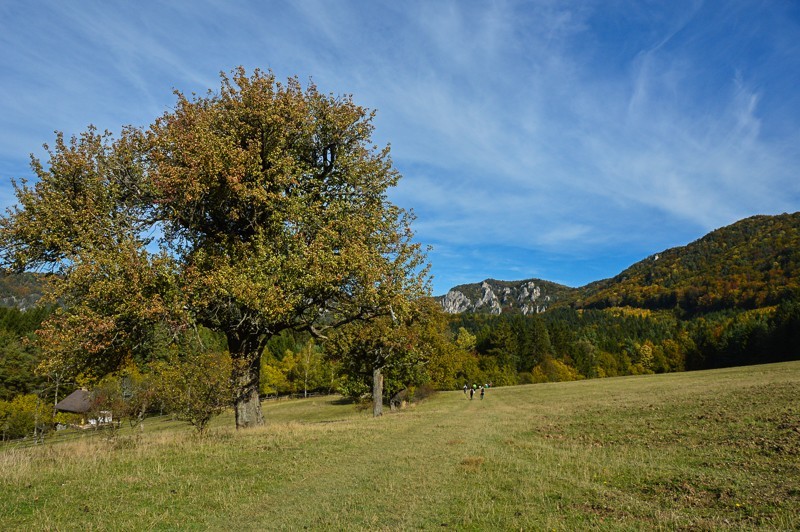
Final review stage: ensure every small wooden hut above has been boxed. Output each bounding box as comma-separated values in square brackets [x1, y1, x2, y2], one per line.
[55, 389, 112, 426]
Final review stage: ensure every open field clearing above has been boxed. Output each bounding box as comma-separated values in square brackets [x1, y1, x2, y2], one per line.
[2, 362, 799, 530]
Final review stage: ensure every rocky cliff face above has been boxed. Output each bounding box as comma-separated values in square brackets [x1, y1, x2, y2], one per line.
[439, 278, 571, 315]
[0, 294, 42, 310]
[0, 273, 45, 311]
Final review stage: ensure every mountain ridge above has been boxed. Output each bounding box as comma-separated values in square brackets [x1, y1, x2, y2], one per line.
[438, 278, 575, 315]
[439, 212, 800, 314]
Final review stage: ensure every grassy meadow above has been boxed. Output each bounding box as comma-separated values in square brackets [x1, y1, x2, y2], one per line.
[1, 362, 799, 530]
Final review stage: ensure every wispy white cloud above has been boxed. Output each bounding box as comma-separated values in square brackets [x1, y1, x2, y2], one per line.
[1, 0, 798, 293]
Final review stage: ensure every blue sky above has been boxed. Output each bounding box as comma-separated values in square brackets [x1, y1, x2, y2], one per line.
[2, 1, 799, 295]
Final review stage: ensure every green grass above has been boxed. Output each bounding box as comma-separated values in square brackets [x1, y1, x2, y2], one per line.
[2, 362, 799, 530]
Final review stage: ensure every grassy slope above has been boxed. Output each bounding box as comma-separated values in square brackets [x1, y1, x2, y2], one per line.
[2, 362, 799, 530]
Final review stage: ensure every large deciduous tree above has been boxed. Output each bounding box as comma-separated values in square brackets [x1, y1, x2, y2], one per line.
[0, 67, 429, 428]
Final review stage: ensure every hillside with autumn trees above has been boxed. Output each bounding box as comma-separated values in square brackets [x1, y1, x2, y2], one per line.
[442, 213, 800, 384]
[574, 213, 800, 313]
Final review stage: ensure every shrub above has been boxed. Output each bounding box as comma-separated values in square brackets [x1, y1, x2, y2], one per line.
[151, 351, 233, 434]
[410, 384, 437, 402]
[336, 374, 371, 402]
[532, 356, 584, 383]
[0, 394, 51, 441]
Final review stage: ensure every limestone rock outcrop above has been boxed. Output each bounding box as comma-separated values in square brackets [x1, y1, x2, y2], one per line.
[438, 278, 569, 315]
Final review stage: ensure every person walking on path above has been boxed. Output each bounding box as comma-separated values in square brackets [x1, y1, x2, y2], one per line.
[469, 387, 474, 400]
[480, 386, 485, 400]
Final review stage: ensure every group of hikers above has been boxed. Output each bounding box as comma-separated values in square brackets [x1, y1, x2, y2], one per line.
[463, 382, 488, 400]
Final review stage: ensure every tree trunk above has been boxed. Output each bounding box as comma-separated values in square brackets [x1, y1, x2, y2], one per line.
[372, 366, 383, 417]
[229, 332, 264, 429]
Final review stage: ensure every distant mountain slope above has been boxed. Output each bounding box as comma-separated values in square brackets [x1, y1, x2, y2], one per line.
[576, 212, 800, 312]
[438, 278, 576, 315]
[439, 212, 800, 315]
[0, 273, 46, 310]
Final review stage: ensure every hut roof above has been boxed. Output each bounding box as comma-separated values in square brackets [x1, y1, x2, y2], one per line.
[55, 389, 92, 413]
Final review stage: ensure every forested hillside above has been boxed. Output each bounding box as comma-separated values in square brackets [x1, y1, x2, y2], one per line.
[439, 212, 800, 385]
[0, 305, 50, 400]
[450, 301, 800, 385]
[574, 213, 800, 312]
[0, 274, 51, 402]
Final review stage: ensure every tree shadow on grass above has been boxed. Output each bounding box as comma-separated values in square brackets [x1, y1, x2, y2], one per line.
[328, 397, 357, 406]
